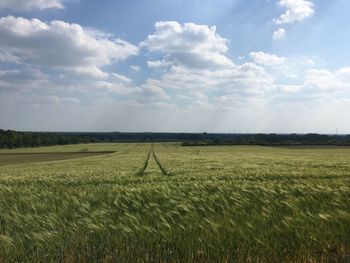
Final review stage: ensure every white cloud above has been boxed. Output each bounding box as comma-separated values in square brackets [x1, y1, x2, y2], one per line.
[96, 79, 169, 103]
[277, 84, 304, 93]
[0, 67, 49, 91]
[213, 94, 266, 110]
[134, 83, 169, 102]
[141, 21, 233, 69]
[305, 67, 350, 90]
[139, 21, 277, 108]
[96, 81, 131, 94]
[135, 63, 273, 109]
[191, 91, 209, 105]
[147, 59, 171, 69]
[2, 93, 80, 109]
[30, 95, 80, 106]
[112, 73, 132, 83]
[2, 16, 350, 133]
[273, 28, 286, 40]
[0, 50, 21, 63]
[0, 0, 64, 11]
[250, 52, 286, 66]
[275, 67, 350, 95]
[130, 65, 140, 71]
[0, 16, 138, 78]
[275, 0, 314, 24]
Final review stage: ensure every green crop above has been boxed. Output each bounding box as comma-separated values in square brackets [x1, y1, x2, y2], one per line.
[0, 143, 349, 262]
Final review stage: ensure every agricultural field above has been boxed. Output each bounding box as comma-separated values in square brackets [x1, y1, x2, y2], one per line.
[0, 143, 349, 262]
[0, 144, 119, 166]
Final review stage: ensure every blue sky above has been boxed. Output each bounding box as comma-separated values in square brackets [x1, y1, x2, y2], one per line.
[0, 0, 350, 133]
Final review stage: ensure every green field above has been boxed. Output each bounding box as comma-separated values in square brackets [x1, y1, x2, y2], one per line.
[0, 143, 349, 262]
[0, 153, 113, 166]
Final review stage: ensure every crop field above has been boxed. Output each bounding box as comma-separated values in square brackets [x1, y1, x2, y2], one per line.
[0, 153, 112, 166]
[0, 144, 119, 166]
[0, 143, 349, 262]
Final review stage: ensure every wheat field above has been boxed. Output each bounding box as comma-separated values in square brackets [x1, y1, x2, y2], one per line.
[0, 143, 349, 262]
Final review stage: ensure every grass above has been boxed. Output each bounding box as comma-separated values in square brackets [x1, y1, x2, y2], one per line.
[0, 143, 349, 262]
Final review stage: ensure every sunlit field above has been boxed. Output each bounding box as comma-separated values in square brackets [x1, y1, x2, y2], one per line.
[0, 143, 349, 262]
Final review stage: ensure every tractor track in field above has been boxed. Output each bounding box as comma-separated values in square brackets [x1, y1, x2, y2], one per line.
[121, 143, 140, 154]
[190, 150, 200, 155]
[152, 147, 173, 176]
[135, 144, 153, 176]
[136, 144, 173, 176]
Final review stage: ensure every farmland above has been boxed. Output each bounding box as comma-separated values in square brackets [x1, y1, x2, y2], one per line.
[0, 143, 349, 262]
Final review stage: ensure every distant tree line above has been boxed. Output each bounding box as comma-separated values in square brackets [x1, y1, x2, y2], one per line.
[182, 133, 350, 146]
[1, 129, 350, 149]
[0, 129, 97, 149]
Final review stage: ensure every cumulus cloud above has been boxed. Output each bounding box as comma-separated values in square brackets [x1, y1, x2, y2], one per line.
[0, 0, 64, 11]
[112, 73, 132, 83]
[96, 79, 169, 104]
[273, 28, 286, 40]
[141, 21, 233, 69]
[134, 83, 169, 102]
[130, 65, 140, 71]
[96, 81, 131, 94]
[2, 16, 348, 133]
[139, 21, 277, 108]
[0, 16, 138, 78]
[147, 59, 171, 69]
[135, 63, 274, 110]
[0, 67, 49, 91]
[250, 52, 286, 66]
[275, 0, 314, 24]
[305, 67, 350, 90]
[275, 67, 350, 95]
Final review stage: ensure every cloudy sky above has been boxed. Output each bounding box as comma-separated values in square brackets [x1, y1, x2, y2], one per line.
[0, 0, 349, 133]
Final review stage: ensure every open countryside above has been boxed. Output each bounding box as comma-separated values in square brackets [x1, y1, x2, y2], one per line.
[0, 143, 349, 262]
[1, 0, 350, 261]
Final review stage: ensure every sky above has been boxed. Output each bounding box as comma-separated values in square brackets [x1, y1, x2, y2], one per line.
[0, 0, 350, 133]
